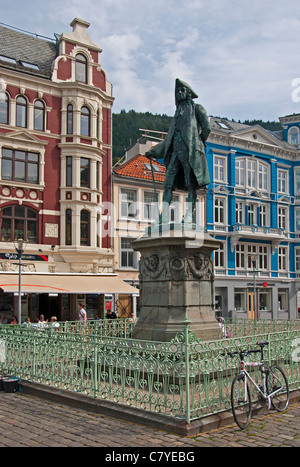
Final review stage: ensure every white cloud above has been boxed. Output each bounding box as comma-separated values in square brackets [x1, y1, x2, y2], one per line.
[3, 0, 300, 120]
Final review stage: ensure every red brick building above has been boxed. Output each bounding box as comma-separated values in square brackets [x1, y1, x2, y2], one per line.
[0, 18, 136, 323]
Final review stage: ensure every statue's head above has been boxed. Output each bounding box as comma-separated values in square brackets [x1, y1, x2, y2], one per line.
[175, 79, 198, 106]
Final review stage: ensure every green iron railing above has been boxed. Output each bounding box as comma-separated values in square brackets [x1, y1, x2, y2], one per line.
[224, 318, 300, 337]
[0, 319, 299, 424]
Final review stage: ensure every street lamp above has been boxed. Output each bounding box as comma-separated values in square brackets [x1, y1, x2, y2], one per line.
[15, 238, 24, 325]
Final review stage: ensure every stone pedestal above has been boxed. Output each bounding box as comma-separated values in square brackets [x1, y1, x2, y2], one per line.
[132, 228, 222, 342]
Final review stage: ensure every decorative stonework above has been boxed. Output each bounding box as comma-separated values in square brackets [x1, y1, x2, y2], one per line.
[16, 189, 24, 198]
[139, 250, 213, 282]
[132, 233, 222, 342]
[29, 191, 38, 200]
[0, 262, 36, 272]
[45, 223, 59, 238]
[2, 187, 11, 196]
[70, 263, 92, 273]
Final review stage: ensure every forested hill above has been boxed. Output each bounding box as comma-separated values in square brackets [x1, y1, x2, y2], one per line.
[112, 110, 172, 162]
[242, 119, 282, 132]
[112, 110, 282, 162]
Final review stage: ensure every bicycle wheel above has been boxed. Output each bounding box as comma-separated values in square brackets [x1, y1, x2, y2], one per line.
[267, 365, 289, 412]
[231, 374, 252, 430]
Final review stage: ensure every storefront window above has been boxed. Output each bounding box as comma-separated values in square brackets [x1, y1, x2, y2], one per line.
[259, 289, 271, 312]
[278, 289, 289, 312]
[234, 289, 246, 311]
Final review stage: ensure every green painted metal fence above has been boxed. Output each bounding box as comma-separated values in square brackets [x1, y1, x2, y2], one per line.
[0, 319, 299, 423]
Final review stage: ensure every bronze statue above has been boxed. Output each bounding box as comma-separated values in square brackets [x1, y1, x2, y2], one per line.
[146, 78, 210, 224]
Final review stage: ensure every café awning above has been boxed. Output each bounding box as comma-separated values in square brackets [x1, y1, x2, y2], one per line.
[0, 274, 139, 295]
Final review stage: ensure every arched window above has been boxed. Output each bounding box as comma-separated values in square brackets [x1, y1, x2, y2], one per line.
[34, 99, 45, 131]
[65, 209, 72, 245]
[16, 95, 27, 128]
[0, 205, 38, 243]
[289, 127, 299, 145]
[80, 210, 90, 246]
[0, 91, 9, 124]
[75, 53, 87, 83]
[67, 104, 73, 134]
[80, 106, 90, 136]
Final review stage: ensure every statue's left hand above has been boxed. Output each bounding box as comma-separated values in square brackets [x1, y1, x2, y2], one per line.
[145, 150, 155, 160]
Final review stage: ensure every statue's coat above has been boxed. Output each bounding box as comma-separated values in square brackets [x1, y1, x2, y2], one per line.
[148, 81, 211, 191]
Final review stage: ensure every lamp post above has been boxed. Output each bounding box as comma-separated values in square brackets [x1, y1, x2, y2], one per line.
[251, 253, 259, 320]
[15, 238, 24, 325]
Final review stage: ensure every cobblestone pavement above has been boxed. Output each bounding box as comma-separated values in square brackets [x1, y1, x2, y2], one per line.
[0, 392, 299, 448]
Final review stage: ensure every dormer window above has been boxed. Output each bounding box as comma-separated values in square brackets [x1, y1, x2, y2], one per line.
[75, 53, 87, 83]
[289, 127, 299, 145]
[0, 55, 17, 65]
[20, 61, 39, 71]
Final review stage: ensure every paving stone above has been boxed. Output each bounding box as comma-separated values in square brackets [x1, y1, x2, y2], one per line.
[0, 392, 299, 448]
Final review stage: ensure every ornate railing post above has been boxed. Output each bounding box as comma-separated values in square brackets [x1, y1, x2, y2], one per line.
[93, 333, 98, 399]
[184, 316, 191, 424]
[31, 331, 36, 381]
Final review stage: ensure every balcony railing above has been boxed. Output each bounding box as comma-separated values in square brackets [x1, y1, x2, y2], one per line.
[233, 224, 285, 236]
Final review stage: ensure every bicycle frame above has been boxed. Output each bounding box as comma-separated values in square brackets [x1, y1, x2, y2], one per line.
[239, 360, 284, 410]
[228, 341, 289, 430]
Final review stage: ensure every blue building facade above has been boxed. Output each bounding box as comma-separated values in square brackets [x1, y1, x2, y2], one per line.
[207, 114, 300, 320]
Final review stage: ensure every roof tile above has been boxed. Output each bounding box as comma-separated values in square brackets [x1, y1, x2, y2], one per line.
[114, 154, 166, 182]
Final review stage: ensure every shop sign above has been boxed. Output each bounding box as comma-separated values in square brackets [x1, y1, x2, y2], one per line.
[0, 253, 48, 261]
[247, 282, 275, 287]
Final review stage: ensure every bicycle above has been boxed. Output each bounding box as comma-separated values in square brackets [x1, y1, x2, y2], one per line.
[224, 341, 290, 430]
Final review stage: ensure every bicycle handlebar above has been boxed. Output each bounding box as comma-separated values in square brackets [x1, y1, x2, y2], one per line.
[222, 341, 269, 359]
[225, 349, 260, 358]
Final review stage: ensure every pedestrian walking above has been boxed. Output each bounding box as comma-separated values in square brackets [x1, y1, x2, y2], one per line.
[78, 302, 87, 324]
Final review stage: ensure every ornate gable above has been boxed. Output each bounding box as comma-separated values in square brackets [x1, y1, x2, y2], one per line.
[2, 129, 48, 146]
[231, 125, 283, 148]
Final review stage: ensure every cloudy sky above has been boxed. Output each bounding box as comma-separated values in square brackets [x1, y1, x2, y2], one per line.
[2, 0, 300, 121]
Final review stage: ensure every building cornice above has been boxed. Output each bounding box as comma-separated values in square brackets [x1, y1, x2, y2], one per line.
[208, 130, 298, 161]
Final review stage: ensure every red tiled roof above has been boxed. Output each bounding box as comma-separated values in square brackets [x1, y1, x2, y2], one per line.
[114, 154, 166, 182]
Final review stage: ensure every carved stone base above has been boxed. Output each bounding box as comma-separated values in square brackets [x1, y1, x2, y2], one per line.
[132, 231, 222, 342]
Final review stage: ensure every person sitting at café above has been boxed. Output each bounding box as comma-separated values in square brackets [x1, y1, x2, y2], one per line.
[106, 309, 117, 319]
[50, 316, 60, 329]
[37, 314, 47, 328]
[21, 317, 31, 328]
[0, 314, 7, 324]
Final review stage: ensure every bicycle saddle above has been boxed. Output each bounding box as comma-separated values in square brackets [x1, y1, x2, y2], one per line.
[256, 341, 269, 347]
